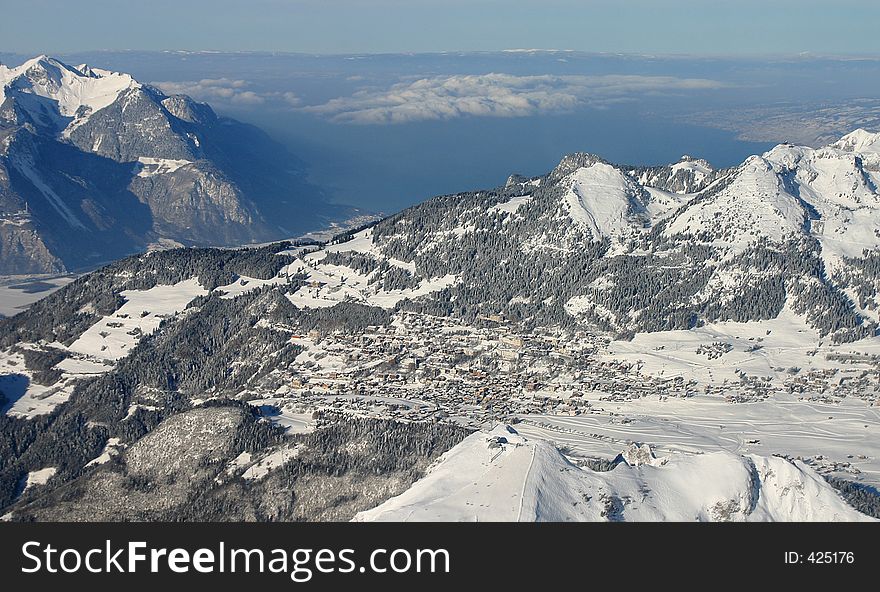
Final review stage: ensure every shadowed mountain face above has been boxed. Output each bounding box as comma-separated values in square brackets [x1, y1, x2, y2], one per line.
[0, 56, 361, 274]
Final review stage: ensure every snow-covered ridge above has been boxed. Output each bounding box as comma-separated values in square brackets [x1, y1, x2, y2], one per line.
[646, 130, 880, 263]
[356, 425, 873, 522]
[663, 154, 805, 249]
[671, 155, 713, 178]
[561, 162, 647, 241]
[433, 129, 880, 263]
[539, 129, 880, 257]
[0, 55, 138, 136]
[832, 128, 880, 154]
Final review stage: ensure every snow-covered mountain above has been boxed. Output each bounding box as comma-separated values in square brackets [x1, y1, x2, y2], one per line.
[3, 130, 880, 523]
[0, 56, 360, 274]
[356, 425, 872, 522]
[311, 129, 880, 343]
[0, 56, 137, 138]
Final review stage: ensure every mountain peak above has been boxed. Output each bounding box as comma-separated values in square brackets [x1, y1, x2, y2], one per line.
[0, 55, 356, 275]
[550, 152, 608, 181]
[19, 54, 57, 69]
[832, 128, 880, 154]
[15, 55, 89, 83]
[0, 55, 138, 125]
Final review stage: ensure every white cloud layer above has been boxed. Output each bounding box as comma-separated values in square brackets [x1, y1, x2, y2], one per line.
[154, 78, 267, 105]
[302, 73, 726, 124]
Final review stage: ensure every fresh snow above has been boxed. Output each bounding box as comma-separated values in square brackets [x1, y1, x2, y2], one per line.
[367, 274, 459, 308]
[491, 194, 533, 214]
[239, 444, 302, 480]
[832, 128, 880, 154]
[643, 186, 693, 221]
[286, 240, 458, 310]
[661, 135, 880, 266]
[664, 155, 804, 252]
[762, 141, 880, 270]
[516, 389, 880, 480]
[67, 278, 206, 360]
[603, 301, 822, 384]
[561, 163, 645, 241]
[247, 398, 317, 434]
[270, 411, 316, 434]
[355, 426, 534, 522]
[86, 438, 122, 467]
[670, 156, 713, 183]
[356, 425, 872, 522]
[54, 356, 113, 376]
[325, 229, 416, 273]
[0, 348, 78, 417]
[0, 56, 138, 137]
[216, 265, 297, 299]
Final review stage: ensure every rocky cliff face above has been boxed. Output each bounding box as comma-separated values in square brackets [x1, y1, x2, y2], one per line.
[0, 217, 63, 274]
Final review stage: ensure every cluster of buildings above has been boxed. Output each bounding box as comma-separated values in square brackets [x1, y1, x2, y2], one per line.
[247, 308, 880, 427]
[258, 312, 782, 424]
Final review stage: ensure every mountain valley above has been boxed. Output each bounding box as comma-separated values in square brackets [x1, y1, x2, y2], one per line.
[2, 124, 880, 521]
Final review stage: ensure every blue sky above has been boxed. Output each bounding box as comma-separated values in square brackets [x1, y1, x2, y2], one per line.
[2, 0, 879, 55]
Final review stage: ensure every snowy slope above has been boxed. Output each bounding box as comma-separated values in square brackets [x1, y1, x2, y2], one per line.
[0, 55, 137, 135]
[664, 155, 805, 251]
[559, 130, 880, 261]
[285, 229, 459, 309]
[561, 162, 648, 241]
[318, 128, 880, 342]
[356, 426, 873, 522]
[0, 348, 78, 417]
[832, 128, 880, 155]
[490, 194, 533, 214]
[135, 157, 193, 178]
[661, 135, 880, 261]
[643, 186, 693, 222]
[67, 278, 207, 361]
[670, 156, 713, 184]
[762, 140, 880, 269]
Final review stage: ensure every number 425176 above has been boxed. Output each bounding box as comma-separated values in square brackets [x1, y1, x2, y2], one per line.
[785, 551, 855, 564]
